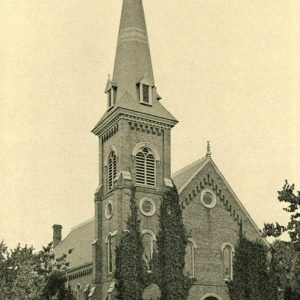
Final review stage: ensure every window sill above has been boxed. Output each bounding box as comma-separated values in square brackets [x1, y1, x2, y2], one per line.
[139, 101, 152, 107]
[135, 184, 158, 191]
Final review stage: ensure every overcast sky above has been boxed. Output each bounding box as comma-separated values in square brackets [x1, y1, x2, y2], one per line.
[1, 0, 299, 249]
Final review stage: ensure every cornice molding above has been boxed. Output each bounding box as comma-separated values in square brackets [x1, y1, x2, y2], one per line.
[92, 107, 177, 136]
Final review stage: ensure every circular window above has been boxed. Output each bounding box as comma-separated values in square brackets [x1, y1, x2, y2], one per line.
[105, 201, 114, 219]
[139, 198, 156, 217]
[200, 189, 216, 209]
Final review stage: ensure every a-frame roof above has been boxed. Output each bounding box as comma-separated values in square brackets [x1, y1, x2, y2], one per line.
[174, 157, 269, 247]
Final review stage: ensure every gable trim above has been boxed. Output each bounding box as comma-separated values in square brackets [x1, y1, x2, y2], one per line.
[177, 158, 210, 194]
[209, 159, 269, 247]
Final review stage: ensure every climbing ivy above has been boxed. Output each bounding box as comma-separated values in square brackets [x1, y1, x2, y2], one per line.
[227, 232, 277, 300]
[115, 186, 145, 300]
[154, 186, 194, 300]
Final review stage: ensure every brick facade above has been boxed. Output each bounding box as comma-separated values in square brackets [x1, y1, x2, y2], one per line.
[53, 1, 267, 299]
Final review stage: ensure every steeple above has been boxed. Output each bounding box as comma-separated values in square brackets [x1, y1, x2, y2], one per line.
[92, 0, 177, 135]
[112, 0, 154, 97]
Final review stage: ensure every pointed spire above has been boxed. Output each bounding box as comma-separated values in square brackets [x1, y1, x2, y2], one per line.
[112, 0, 154, 99]
[206, 141, 212, 158]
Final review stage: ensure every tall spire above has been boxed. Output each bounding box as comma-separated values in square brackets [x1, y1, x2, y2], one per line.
[112, 0, 154, 99]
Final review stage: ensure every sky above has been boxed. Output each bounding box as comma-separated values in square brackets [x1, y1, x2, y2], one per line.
[1, 0, 300, 249]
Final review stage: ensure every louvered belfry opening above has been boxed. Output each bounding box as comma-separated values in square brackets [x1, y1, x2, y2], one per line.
[108, 151, 117, 190]
[136, 147, 156, 186]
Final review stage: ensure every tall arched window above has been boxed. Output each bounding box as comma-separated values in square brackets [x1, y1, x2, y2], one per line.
[222, 243, 234, 280]
[136, 147, 156, 186]
[106, 231, 117, 274]
[184, 239, 196, 278]
[141, 230, 156, 270]
[108, 150, 117, 190]
[107, 235, 113, 274]
[76, 284, 81, 300]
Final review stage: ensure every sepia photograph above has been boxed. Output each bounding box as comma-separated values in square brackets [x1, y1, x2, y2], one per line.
[1, 0, 300, 299]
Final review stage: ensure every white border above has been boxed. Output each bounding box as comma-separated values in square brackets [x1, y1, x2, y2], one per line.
[200, 189, 217, 209]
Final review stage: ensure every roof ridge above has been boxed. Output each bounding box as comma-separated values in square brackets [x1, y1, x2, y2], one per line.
[172, 156, 207, 178]
[71, 217, 94, 231]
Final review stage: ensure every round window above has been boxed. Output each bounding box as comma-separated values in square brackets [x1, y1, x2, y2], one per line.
[200, 189, 216, 209]
[139, 198, 156, 217]
[105, 201, 114, 219]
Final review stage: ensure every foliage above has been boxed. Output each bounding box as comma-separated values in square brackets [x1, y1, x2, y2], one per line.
[0, 241, 74, 300]
[262, 180, 300, 298]
[263, 181, 300, 249]
[115, 186, 193, 299]
[227, 233, 277, 300]
[270, 240, 300, 299]
[154, 186, 194, 300]
[115, 186, 146, 300]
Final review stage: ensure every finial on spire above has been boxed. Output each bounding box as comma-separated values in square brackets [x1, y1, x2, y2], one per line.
[206, 141, 212, 158]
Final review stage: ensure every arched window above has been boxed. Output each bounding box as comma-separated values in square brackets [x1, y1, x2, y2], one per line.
[76, 284, 81, 300]
[108, 150, 117, 190]
[184, 239, 196, 278]
[107, 235, 113, 274]
[222, 243, 234, 280]
[136, 147, 156, 186]
[141, 230, 156, 270]
[106, 231, 117, 274]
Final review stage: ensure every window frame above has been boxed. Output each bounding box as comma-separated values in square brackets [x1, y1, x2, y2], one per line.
[222, 242, 234, 281]
[106, 231, 118, 275]
[141, 230, 156, 271]
[107, 150, 117, 191]
[185, 238, 197, 278]
[135, 147, 156, 187]
[139, 83, 152, 105]
[107, 86, 117, 110]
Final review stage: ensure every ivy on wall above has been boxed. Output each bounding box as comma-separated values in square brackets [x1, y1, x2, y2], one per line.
[115, 187, 146, 300]
[115, 185, 194, 299]
[227, 232, 277, 300]
[154, 186, 194, 300]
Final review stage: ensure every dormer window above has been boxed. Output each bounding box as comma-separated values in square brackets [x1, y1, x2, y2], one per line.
[107, 87, 117, 109]
[140, 84, 151, 104]
[138, 73, 153, 105]
[105, 77, 117, 110]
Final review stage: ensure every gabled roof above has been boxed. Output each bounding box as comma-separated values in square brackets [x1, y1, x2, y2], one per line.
[54, 218, 94, 269]
[173, 157, 269, 247]
[172, 157, 209, 192]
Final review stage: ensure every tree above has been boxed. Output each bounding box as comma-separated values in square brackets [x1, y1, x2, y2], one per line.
[227, 233, 277, 300]
[269, 240, 300, 299]
[0, 242, 74, 300]
[155, 186, 194, 300]
[115, 186, 146, 300]
[263, 181, 300, 248]
[263, 181, 300, 299]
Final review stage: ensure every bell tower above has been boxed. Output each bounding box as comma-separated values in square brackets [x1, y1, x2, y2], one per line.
[91, 0, 177, 298]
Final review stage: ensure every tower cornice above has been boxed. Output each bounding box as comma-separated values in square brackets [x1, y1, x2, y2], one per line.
[92, 107, 177, 137]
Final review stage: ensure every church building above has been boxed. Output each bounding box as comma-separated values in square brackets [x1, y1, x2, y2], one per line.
[53, 1, 267, 299]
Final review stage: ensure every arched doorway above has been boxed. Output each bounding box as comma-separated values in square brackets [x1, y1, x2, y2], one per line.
[200, 294, 222, 300]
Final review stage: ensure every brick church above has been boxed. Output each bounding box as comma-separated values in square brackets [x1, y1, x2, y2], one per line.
[53, 1, 267, 299]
